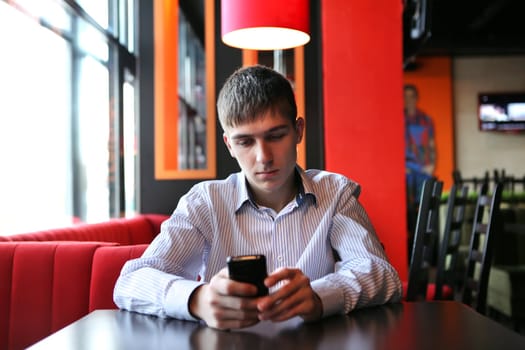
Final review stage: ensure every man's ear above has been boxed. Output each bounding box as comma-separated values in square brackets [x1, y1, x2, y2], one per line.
[295, 117, 305, 144]
[223, 133, 236, 158]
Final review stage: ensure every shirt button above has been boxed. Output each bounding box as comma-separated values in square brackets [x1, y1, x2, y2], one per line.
[277, 256, 283, 262]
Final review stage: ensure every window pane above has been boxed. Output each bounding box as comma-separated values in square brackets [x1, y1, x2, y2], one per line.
[127, 0, 135, 52]
[77, 55, 110, 223]
[118, 0, 135, 53]
[12, 0, 71, 33]
[77, 0, 109, 30]
[0, 1, 137, 234]
[77, 16, 109, 62]
[123, 77, 137, 216]
[0, 2, 72, 234]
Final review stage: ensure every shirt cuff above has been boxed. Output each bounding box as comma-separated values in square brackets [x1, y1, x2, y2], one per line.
[311, 278, 345, 317]
[164, 279, 205, 321]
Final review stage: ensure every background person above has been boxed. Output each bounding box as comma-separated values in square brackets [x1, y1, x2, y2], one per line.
[404, 83, 437, 262]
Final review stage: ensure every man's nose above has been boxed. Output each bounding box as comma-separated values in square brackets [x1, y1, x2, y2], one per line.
[255, 141, 273, 164]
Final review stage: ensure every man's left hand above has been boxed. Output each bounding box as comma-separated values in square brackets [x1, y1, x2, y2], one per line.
[256, 267, 323, 322]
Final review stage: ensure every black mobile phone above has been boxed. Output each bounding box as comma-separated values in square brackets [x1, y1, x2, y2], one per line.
[227, 255, 269, 297]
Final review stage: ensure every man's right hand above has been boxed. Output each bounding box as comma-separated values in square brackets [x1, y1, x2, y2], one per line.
[188, 267, 261, 330]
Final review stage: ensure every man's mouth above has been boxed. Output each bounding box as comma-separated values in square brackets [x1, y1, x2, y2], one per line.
[256, 169, 278, 176]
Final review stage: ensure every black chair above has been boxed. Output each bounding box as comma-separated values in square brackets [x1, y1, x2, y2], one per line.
[453, 169, 490, 194]
[406, 178, 443, 301]
[461, 182, 502, 314]
[434, 183, 469, 300]
[488, 263, 525, 334]
[487, 176, 525, 333]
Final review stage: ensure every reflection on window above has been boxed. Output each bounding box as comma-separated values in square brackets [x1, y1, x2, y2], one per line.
[0, 0, 137, 235]
[178, 10, 206, 170]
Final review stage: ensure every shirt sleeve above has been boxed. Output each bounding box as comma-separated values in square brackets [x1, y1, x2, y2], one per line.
[310, 183, 403, 317]
[113, 186, 211, 321]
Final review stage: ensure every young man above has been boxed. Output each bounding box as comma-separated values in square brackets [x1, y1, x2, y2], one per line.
[114, 65, 402, 330]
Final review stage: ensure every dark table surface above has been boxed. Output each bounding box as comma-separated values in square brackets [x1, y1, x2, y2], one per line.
[28, 301, 525, 350]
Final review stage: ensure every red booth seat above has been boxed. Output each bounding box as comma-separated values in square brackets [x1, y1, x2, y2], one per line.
[0, 214, 167, 244]
[0, 214, 167, 350]
[89, 244, 150, 311]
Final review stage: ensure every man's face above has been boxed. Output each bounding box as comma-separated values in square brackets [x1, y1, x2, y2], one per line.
[222, 111, 304, 201]
[404, 88, 418, 113]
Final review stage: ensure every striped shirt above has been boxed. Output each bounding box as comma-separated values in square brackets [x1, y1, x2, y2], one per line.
[114, 168, 402, 321]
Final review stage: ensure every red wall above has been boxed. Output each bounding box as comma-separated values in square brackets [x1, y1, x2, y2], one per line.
[321, 0, 407, 279]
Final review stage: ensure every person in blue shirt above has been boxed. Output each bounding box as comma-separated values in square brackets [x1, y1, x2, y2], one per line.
[114, 65, 402, 330]
[404, 83, 437, 261]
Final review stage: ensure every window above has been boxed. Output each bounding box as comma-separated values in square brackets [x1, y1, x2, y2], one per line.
[0, 0, 137, 234]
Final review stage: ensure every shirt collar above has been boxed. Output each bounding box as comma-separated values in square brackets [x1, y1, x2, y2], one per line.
[234, 165, 317, 213]
[234, 173, 252, 211]
[296, 165, 317, 206]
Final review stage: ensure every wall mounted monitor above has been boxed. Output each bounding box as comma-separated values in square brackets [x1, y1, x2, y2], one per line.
[478, 92, 525, 133]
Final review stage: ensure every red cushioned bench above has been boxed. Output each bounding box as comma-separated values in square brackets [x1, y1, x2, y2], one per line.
[0, 214, 168, 244]
[0, 214, 167, 350]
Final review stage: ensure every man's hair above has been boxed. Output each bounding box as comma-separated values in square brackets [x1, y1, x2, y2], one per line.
[217, 65, 297, 129]
[404, 83, 419, 98]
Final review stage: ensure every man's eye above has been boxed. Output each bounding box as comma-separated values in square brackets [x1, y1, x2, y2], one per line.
[236, 139, 253, 147]
[267, 133, 285, 141]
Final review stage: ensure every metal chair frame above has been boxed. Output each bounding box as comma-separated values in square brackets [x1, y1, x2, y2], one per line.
[434, 184, 469, 300]
[406, 178, 443, 301]
[461, 183, 502, 314]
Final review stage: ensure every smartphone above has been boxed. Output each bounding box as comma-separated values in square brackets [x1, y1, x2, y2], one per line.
[227, 255, 269, 297]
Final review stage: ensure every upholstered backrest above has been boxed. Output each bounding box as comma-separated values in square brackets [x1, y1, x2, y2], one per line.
[0, 215, 168, 349]
[0, 242, 117, 350]
[89, 244, 149, 311]
[0, 214, 168, 244]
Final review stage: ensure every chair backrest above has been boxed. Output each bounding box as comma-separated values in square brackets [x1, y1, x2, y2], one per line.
[461, 182, 502, 314]
[406, 178, 443, 301]
[434, 184, 469, 300]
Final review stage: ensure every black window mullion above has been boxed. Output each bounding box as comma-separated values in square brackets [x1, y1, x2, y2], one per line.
[108, 44, 120, 218]
[70, 14, 85, 222]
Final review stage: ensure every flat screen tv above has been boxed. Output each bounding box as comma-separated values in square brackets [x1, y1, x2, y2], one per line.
[478, 93, 525, 133]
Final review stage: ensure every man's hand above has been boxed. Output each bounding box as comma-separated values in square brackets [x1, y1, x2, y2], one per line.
[256, 267, 323, 322]
[188, 267, 261, 330]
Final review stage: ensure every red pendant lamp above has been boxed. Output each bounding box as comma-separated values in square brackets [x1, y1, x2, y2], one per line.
[221, 0, 310, 50]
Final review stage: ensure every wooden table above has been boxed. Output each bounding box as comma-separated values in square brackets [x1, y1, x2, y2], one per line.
[28, 301, 525, 350]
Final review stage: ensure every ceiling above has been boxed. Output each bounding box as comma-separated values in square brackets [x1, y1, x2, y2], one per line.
[412, 0, 525, 56]
[181, 0, 525, 57]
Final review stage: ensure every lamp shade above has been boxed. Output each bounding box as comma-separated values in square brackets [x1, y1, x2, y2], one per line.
[221, 0, 310, 50]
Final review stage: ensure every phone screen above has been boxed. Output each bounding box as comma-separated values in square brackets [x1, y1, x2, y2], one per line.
[227, 255, 269, 296]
